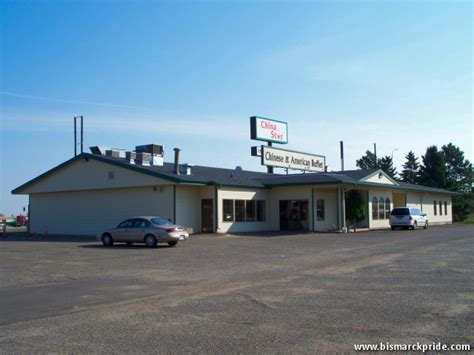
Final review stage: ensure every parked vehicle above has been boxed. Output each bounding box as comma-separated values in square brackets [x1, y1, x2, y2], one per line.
[390, 207, 428, 230]
[97, 216, 189, 248]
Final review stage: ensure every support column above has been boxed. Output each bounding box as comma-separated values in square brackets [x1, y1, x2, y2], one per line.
[341, 188, 346, 229]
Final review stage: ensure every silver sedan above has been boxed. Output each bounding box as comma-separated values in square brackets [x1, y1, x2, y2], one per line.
[97, 216, 189, 248]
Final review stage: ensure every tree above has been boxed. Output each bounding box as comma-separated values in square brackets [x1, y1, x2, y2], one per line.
[441, 143, 472, 221]
[418, 146, 446, 189]
[379, 156, 398, 179]
[345, 190, 365, 232]
[356, 150, 378, 170]
[441, 143, 472, 194]
[401, 151, 420, 184]
[356, 151, 397, 179]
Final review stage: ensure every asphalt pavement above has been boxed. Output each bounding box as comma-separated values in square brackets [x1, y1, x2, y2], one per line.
[0, 225, 472, 353]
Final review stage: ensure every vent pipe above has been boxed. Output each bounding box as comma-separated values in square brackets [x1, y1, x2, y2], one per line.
[174, 148, 181, 175]
[340, 141, 344, 171]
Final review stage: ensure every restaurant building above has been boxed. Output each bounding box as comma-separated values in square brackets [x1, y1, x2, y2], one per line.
[12, 146, 455, 236]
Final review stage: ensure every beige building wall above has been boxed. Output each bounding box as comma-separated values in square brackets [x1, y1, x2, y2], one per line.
[217, 187, 270, 233]
[29, 185, 174, 236]
[270, 186, 313, 231]
[406, 192, 423, 210]
[313, 188, 338, 231]
[20, 159, 170, 194]
[368, 189, 393, 229]
[175, 185, 200, 233]
[421, 193, 452, 224]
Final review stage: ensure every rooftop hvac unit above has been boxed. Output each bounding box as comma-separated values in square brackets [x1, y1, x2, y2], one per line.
[126, 151, 136, 164]
[135, 152, 151, 166]
[135, 144, 164, 157]
[105, 149, 120, 158]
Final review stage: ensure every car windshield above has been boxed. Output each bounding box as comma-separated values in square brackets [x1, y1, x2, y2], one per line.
[391, 208, 410, 216]
[151, 217, 172, 226]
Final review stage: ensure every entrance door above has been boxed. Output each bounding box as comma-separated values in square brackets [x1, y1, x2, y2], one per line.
[279, 200, 309, 231]
[201, 199, 214, 233]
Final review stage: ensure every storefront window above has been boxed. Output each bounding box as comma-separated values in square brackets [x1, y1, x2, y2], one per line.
[223, 199, 234, 222]
[245, 200, 256, 222]
[444, 201, 448, 215]
[433, 200, 437, 215]
[439, 201, 443, 216]
[372, 197, 378, 220]
[257, 200, 266, 222]
[235, 200, 245, 222]
[316, 199, 325, 221]
[379, 197, 385, 219]
[385, 197, 390, 219]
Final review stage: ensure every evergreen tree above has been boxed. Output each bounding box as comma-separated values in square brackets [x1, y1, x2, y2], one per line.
[401, 151, 420, 184]
[441, 143, 472, 194]
[418, 146, 446, 189]
[356, 150, 378, 170]
[356, 151, 397, 178]
[345, 190, 365, 232]
[441, 143, 472, 221]
[379, 156, 397, 179]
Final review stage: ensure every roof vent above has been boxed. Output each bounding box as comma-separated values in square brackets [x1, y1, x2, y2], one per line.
[179, 163, 192, 176]
[235, 166, 243, 171]
[90, 146, 106, 155]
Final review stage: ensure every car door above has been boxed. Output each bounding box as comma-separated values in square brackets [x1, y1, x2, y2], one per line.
[114, 219, 135, 242]
[129, 218, 150, 242]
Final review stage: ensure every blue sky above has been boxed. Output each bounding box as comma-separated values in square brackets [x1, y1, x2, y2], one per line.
[1, 0, 472, 216]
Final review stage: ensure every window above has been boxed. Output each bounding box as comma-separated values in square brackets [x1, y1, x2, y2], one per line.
[433, 201, 437, 216]
[385, 197, 390, 219]
[223, 199, 234, 222]
[439, 201, 443, 216]
[235, 200, 245, 222]
[372, 197, 378, 220]
[257, 200, 266, 222]
[151, 217, 172, 226]
[245, 200, 256, 222]
[225, 199, 265, 223]
[316, 199, 325, 221]
[444, 201, 448, 215]
[134, 219, 150, 228]
[118, 219, 134, 228]
[379, 197, 385, 219]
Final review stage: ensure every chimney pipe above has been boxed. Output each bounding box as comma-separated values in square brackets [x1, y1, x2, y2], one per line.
[174, 148, 181, 175]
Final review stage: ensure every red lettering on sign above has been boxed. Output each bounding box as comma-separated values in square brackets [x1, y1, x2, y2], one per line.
[260, 120, 277, 130]
[271, 131, 283, 140]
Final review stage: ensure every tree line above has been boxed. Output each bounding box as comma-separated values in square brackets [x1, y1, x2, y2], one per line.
[356, 143, 473, 221]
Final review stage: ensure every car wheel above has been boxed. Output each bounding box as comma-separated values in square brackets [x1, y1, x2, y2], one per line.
[102, 234, 114, 247]
[168, 241, 178, 247]
[144, 234, 157, 248]
[391, 226, 395, 230]
[412, 222, 417, 230]
[424, 221, 428, 229]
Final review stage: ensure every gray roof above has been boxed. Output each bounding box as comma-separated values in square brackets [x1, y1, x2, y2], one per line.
[12, 153, 457, 195]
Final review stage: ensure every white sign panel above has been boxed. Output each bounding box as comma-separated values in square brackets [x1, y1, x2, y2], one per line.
[250, 116, 288, 144]
[262, 146, 325, 172]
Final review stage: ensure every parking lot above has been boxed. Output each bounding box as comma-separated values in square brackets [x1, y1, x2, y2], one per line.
[0, 225, 473, 353]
